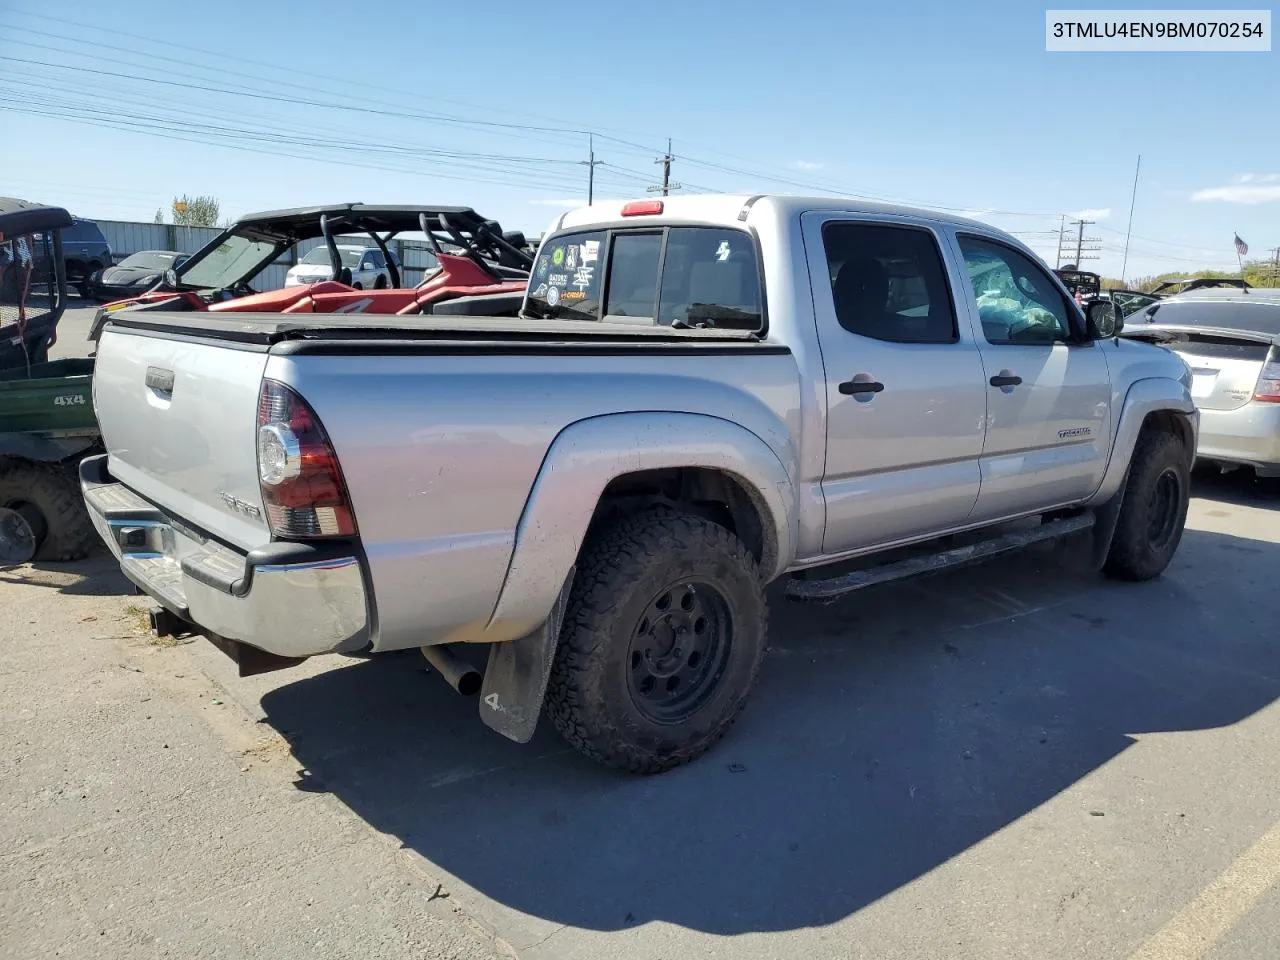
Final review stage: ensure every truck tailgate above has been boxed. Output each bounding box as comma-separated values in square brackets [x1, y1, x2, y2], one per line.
[93, 328, 270, 550]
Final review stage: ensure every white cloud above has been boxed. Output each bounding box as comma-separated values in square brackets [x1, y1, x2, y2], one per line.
[1193, 173, 1280, 204]
[1069, 207, 1111, 220]
[793, 160, 824, 171]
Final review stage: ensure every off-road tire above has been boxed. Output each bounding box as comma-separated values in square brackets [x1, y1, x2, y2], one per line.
[77, 261, 101, 300]
[544, 508, 767, 774]
[0, 461, 97, 562]
[1102, 429, 1190, 581]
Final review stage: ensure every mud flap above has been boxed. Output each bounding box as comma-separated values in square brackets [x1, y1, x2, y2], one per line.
[1090, 474, 1129, 570]
[478, 569, 574, 743]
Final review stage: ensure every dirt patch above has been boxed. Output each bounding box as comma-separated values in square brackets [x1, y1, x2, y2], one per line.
[240, 733, 294, 769]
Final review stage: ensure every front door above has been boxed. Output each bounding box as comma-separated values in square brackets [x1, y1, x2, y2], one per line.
[804, 215, 989, 555]
[951, 233, 1111, 521]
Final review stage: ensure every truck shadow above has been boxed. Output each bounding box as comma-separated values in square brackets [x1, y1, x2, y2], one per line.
[1191, 466, 1280, 508]
[257, 521, 1280, 938]
[0, 552, 131, 596]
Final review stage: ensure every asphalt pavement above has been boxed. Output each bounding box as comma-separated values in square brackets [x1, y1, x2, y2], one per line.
[48, 302, 98, 360]
[5, 300, 1279, 959]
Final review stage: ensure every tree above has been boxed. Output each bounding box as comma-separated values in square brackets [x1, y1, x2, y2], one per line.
[171, 195, 220, 227]
[1129, 262, 1279, 292]
[153, 208, 165, 224]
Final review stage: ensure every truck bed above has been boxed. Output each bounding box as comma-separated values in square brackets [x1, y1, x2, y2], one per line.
[91, 311, 801, 654]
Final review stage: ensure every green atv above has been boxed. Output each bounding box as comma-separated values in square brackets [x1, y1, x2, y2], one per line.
[0, 198, 99, 564]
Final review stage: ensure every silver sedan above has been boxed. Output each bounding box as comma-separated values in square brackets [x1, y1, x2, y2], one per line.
[1124, 289, 1280, 477]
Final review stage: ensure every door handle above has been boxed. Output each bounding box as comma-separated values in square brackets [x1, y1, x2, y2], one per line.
[989, 374, 1022, 388]
[839, 379, 884, 395]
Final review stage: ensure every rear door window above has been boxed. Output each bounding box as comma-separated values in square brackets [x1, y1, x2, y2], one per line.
[66, 220, 105, 244]
[821, 222, 957, 343]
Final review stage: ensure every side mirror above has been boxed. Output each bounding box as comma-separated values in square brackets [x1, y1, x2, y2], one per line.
[162, 267, 179, 289]
[1086, 299, 1122, 339]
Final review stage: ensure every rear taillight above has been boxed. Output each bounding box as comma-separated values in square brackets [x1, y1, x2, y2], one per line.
[1255, 359, 1280, 403]
[256, 380, 356, 538]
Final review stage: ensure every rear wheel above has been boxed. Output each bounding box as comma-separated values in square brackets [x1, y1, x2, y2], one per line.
[77, 262, 101, 299]
[374, 275, 388, 289]
[544, 508, 767, 774]
[352, 281, 363, 291]
[1103, 429, 1190, 581]
[0, 461, 97, 562]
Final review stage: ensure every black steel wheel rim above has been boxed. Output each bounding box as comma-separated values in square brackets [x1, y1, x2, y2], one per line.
[0, 506, 38, 565]
[626, 579, 733, 725]
[1148, 468, 1181, 550]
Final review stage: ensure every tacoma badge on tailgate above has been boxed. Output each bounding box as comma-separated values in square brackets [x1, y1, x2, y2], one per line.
[216, 491, 262, 519]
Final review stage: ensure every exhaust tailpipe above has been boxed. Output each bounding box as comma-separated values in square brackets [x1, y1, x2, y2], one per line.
[420, 644, 483, 696]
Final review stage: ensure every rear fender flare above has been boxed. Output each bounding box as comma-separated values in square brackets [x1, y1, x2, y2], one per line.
[487, 411, 797, 640]
[1087, 377, 1197, 507]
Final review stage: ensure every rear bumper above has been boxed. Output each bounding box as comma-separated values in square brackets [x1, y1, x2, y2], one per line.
[1196, 402, 1280, 476]
[80, 455, 371, 658]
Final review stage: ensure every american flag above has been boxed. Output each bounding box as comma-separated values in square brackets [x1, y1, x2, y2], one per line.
[1235, 234, 1249, 257]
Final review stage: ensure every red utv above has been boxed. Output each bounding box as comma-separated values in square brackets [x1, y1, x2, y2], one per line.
[90, 204, 533, 341]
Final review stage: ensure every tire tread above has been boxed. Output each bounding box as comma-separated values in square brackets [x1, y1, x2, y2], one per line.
[1102, 429, 1188, 581]
[0, 461, 98, 562]
[544, 508, 766, 774]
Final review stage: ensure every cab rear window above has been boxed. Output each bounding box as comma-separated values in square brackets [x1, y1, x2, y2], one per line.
[526, 226, 763, 331]
[528, 231, 605, 321]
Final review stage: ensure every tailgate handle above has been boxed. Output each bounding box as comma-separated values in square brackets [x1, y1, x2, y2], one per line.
[145, 366, 175, 394]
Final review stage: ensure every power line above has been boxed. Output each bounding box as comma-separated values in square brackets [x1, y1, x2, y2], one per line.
[9, 12, 1243, 252]
[2, 15, 666, 156]
[0, 48, 1063, 217]
[0, 99, 602, 196]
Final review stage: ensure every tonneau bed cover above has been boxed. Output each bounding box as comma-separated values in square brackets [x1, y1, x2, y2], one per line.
[103, 311, 768, 347]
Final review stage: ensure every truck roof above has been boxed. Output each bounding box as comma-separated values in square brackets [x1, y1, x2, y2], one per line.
[554, 193, 1017, 241]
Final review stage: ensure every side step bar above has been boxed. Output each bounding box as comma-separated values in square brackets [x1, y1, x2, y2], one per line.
[785, 513, 1095, 604]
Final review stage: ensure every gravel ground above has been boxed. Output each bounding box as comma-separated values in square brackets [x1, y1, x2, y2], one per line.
[0, 556, 510, 960]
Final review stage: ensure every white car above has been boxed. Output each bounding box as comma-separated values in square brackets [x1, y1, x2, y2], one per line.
[284, 244, 398, 289]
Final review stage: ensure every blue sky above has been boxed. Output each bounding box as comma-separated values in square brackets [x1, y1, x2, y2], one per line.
[1, 0, 1275, 280]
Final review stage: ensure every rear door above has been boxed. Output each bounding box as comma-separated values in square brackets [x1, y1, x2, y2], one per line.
[951, 233, 1111, 521]
[802, 214, 987, 554]
[93, 326, 271, 550]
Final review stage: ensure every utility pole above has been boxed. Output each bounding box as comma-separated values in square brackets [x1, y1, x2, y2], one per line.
[1074, 219, 1091, 266]
[648, 138, 682, 197]
[579, 134, 602, 205]
[1058, 218, 1102, 268]
[1055, 215, 1066, 268]
[1265, 247, 1280, 285]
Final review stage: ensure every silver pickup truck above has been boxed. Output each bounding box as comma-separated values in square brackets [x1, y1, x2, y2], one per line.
[82, 194, 1198, 773]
